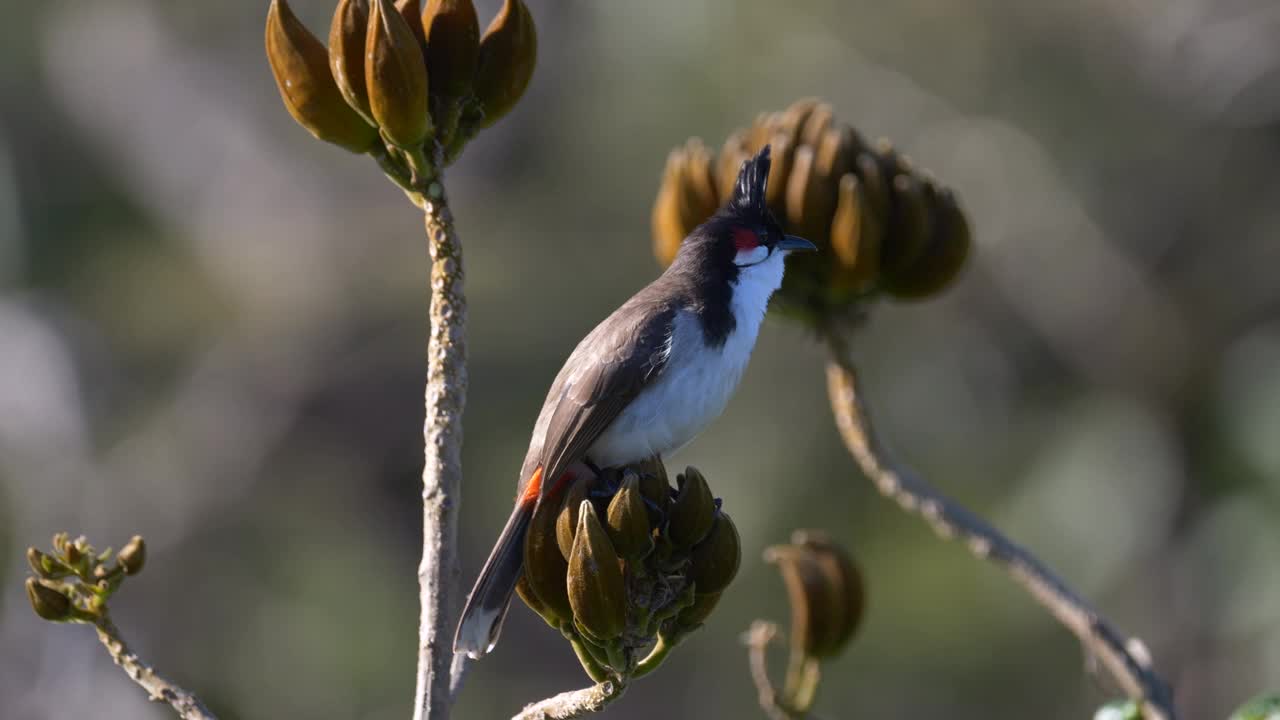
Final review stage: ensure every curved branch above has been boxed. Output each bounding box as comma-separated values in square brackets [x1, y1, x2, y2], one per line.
[823, 330, 1176, 720]
[93, 616, 217, 720]
[412, 188, 468, 720]
[511, 680, 626, 720]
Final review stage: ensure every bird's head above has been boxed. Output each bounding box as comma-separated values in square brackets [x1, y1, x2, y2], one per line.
[673, 145, 816, 280]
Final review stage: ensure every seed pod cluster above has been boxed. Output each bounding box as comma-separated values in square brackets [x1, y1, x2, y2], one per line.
[652, 98, 972, 322]
[517, 462, 741, 680]
[265, 0, 534, 164]
[24, 533, 150, 624]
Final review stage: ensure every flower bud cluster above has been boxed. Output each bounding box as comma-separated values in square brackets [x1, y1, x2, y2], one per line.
[653, 98, 971, 324]
[516, 459, 741, 681]
[24, 533, 147, 623]
[266, 0, 534, 165]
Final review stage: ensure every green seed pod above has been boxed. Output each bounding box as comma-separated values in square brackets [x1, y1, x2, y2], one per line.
[689, 512, 741, 595]
[606, 474, 653, 561]
[27, 548, 65, 578]
[673, 590, 721, 630]
[666, 467, 716, 549]
[524, 490, 572, 623]
[473, 0, 537, 128]
[266, 0, 378, 153]
[631, 456, 670, 512]
[117, 535, 146, 576]
[555, 473, 592, 561]
[328, 0, 374, 124]
[514, 574, 558, 628]
[25, 577, 72, 622]
[365, 0, 432, 148]
[567, 501, 627, 642]
[422, 0, 480, 105]
[881, 187, 970, 300]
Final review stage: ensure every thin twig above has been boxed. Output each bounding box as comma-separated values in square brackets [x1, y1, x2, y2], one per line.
[411, 186, 468, 720]
[511, 680, 626, 720]
[823, 329, 1176, 720]
[746, 621, 795, 720]
[92, 616, 217, 720]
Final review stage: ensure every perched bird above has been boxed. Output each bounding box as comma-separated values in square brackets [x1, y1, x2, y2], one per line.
[454, 145, 816, 658]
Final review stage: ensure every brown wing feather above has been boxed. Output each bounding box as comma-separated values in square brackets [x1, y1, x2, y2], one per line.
[518, 298, 676, 499]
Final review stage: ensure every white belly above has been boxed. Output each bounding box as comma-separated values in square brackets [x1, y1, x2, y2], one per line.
[588, 312, 751, 464]
[586, 248, 785, 466]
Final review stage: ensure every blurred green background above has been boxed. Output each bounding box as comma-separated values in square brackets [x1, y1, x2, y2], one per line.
[3, 0, 1280, 718]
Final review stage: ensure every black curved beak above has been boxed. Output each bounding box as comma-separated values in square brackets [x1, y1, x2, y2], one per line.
[777, 235, 817, 252]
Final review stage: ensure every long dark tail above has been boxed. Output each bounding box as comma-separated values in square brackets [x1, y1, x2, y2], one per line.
[453, 499, 533, 658]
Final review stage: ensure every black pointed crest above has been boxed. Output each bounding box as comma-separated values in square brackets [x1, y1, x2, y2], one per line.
[728, 144, 771, 219]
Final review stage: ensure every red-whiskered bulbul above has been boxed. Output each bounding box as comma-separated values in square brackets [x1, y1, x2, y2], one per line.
[454, 145, 816, 658]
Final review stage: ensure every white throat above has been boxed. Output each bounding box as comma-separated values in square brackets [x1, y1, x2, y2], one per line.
[587, 249, 789, 466]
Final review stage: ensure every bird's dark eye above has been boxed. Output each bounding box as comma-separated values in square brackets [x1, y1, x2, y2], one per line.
[732, 226, 761, 252]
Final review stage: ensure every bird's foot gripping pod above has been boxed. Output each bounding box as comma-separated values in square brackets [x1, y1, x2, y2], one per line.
[516, 459, 741, 684]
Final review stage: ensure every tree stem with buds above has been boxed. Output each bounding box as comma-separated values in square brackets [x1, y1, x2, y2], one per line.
[823, 328, 1176, 720]
[92, 615, 218, 720]
[412, 188, 468, 720]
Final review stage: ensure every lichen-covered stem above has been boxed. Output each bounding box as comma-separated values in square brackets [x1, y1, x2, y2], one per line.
[412, 191, 468, 720]
[92, 616, 217, 720]
[823, 329, 1176, 720]
[511, 680, 626, 720]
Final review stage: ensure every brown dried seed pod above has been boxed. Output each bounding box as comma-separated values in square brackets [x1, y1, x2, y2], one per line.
[394, 0, 429, 54]
[747, 111, 783, 153]
[683, 138, 719, 217]
[328, 0, 374, 123]
[792, 530, 864, 658]
[777, 98, 821, 146]
[798, 103, 834, 149]
[365, 0, 432, 148]
[764, 133, 794, 216]
[651, 182, 686, 269]
[524, 484, 572, 623]
[766, 545, 835, 660]
[421, 0, 480, 104]
[880, 174, 933, 281]
[266, 0, 378, 153]
[784, 145, 836, 247]
[853, 152, 889, 225]
[717, 132, 749, 202]
[567, 502, 627, 641]
[882, 187, 971, 299]
[829, 173, 882, 295]
[474, 0, 537, 128]
[815, 126, 857, 185]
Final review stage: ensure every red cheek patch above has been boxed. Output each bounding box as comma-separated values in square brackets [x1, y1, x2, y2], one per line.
[733, 226, 760, 252]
